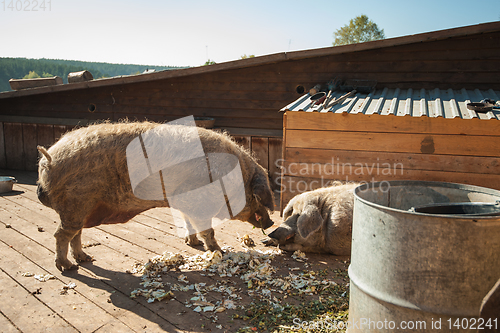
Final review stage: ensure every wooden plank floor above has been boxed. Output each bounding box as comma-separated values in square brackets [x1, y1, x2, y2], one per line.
[0, 169, 350, 333]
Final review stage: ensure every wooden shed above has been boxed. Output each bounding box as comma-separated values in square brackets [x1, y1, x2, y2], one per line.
[280, 88, 500, 211]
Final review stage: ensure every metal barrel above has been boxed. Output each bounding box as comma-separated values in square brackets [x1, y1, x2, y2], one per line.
[348, 181, 500, 332]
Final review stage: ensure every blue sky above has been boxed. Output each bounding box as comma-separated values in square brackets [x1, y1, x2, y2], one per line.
[1, 0, 499, 67]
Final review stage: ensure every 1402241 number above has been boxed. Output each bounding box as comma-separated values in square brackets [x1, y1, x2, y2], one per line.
[1, 0, 51, 11]
[448, 318, 498, 330]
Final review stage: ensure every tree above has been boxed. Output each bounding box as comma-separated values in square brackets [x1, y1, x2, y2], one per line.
[204, 59, 216, 66]
[22, 71, 54, 79]
[23, 71, 41, 79]
[332, 15, 385, 46]
[240, 54, 255, 59]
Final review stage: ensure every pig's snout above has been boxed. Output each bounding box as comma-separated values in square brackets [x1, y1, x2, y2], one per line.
[251, 210, 274, 230]
[268, 227, 296, 244]
[266, 213, 299, 244]
[259, 213, 274, 229]
[262, 227, 295, 247]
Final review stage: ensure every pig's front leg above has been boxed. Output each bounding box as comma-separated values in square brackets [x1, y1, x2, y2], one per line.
[70, 230, 93, 263]
[279, 243, 305, 252]
[199, 228, 221, 252]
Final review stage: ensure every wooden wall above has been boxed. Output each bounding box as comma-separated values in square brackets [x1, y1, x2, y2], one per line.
[289, 30, 500, 91]
[280, 112, 500, 211]
[0, 122, 282, 193]
[0, 29, 499, 133]
[231, 135, 282, 192]
[0, 122, 74, 171]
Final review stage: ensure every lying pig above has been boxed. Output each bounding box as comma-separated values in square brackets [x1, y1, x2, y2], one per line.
[37, 121, 274, 271]
[262, 182, 359, 255]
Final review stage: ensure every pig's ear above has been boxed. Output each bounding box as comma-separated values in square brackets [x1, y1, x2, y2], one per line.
[252, 172, 274, 211]
[297, 205, 323, 239]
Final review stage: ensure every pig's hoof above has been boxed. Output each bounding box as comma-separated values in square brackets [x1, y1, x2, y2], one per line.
[206, 243, 222, 252]
[185, 235, 202, 247]
[74, 253, 94, 263]
[261, 237, 278, 247]
[72, 249, 93, 263]
[55, 259, 79, 272]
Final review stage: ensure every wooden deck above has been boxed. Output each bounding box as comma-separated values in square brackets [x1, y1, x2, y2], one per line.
[0, 169, 350, 333]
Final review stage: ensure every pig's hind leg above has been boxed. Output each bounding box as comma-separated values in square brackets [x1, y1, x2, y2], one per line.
[70, 230, 93, 263]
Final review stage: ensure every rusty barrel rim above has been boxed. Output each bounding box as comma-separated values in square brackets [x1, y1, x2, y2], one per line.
[354, 180, 500, 220]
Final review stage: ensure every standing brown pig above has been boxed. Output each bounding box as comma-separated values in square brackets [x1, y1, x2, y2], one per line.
[263, 182, 359, 255]
[37, 121, 274, 271]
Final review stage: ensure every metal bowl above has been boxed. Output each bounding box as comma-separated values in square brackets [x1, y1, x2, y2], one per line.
[0, 176, 16, 193]
[310, 92, 326, 105]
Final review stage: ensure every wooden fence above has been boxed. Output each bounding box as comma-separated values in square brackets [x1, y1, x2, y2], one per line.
[0, 122, 283, 193]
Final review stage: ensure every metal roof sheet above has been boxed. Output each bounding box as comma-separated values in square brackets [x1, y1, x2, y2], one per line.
[281, 88, 500, 120]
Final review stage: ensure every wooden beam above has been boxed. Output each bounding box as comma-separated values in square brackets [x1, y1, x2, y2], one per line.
[285, 112, 500, 136]
[281, 112, 289, 214]
[285, 129, 500, 157]
[221, 127, 282, 138]
[0, 115, 91, 126]
[283, 148, 500, 176]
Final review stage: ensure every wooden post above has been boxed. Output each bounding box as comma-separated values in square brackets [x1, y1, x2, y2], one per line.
[22, 124, 38, 171]
[251, 137, 269, 171]
[268, 137, 283, 192]
[4, 123, 24, 170]
[0, 122, 6, 169]
[67, 70, 93, 84]
[9, 76, 63, 90]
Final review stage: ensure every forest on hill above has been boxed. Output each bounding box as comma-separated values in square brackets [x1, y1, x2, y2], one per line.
[0, 58, 187, 92]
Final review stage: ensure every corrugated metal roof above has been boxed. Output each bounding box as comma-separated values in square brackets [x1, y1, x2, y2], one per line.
[281, 88, 500, 120]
